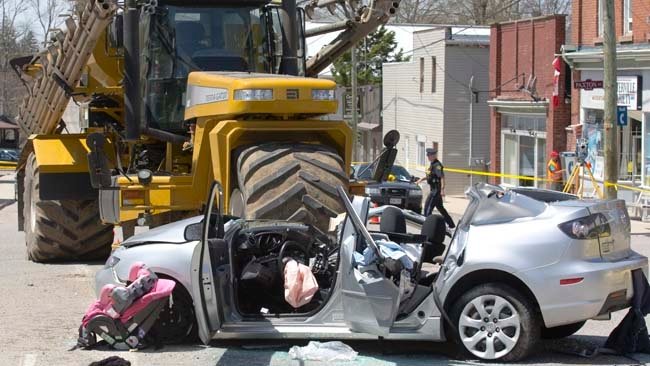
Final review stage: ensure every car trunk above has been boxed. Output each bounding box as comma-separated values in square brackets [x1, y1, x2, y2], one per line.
[588, 199, 632, 261]
[553, 198, 632, 261]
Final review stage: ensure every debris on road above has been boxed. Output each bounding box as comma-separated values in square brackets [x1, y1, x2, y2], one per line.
[289, 341, 358, 362]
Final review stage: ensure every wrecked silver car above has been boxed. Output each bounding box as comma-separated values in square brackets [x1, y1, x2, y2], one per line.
[96, 182, 647, 361]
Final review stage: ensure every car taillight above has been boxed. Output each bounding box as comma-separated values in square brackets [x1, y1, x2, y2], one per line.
[558, 213, 610, 240]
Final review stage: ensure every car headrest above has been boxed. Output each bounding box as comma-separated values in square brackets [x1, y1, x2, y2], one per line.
[380, 206, 406, 234]
[421, 215, 446, 244]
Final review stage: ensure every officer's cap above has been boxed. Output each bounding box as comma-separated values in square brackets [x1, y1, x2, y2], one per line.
[426, 148, 437, 155]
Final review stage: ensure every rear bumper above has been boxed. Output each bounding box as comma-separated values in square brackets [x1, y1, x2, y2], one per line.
[525, 251, 648, 328]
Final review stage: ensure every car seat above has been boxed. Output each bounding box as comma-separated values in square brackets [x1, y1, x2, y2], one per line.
[379, 206, 416, 243]
[417, 214, 446, 286]
[76, 262, 175, 350]
[380, 206, 407, 234]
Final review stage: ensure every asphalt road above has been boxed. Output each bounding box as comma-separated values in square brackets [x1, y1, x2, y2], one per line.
[1, 197, 650, 365]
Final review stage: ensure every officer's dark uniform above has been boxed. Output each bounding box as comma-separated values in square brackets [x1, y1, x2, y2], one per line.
[423, 149, 455, 228]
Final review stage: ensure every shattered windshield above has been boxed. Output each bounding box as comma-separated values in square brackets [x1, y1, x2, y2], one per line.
[144, 5, 270, 131]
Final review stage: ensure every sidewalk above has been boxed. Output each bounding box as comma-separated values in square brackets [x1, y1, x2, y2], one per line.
[0, 173, 15, 209]
[440, 193, 650, 236]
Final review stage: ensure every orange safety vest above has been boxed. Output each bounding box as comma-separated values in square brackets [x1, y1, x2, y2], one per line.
[547, 159, 562, 181]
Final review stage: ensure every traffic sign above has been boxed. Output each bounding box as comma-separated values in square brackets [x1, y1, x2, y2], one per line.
[617, 106, 628, 127]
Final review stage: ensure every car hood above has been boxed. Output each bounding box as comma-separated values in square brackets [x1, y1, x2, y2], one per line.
[366, 181, 419, 189]
[122, 215, 203, 247]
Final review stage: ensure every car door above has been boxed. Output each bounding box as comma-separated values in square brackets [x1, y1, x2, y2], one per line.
[338, 190, 405, 336]
[190, 181, 223, 343]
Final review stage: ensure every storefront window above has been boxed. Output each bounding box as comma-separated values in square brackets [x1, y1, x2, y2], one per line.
[503, 115, 546, 132]
[583, 108, 644, 182]
[583, 109, 604, 169]
[501, 114, 547, 187]
[503, 134, 518, 186]
[645, 113, 650, 186]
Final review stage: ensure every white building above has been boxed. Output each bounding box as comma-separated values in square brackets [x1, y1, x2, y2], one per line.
[382, 26, 490, 195]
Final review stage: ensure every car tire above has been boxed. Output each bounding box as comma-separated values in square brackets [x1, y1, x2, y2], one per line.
[450, 283, 540, 362]
[541, 321, 586, 339]
[152, 281, 197, 344]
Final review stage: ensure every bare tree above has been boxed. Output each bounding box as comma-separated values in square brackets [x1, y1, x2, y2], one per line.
[1, 0, 30, 116]
[441, 0, 523, 24]
[519, 0, 570, 17]
[29, 0, 69, 46]
[393, 0, 447, 24]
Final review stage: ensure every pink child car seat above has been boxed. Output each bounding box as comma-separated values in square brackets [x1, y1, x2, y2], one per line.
[76, 262, 176, 350]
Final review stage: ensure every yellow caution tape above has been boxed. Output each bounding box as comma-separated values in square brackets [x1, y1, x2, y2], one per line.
[352, 161, 650, 194]
[604, 182, 650, 194]
[443, 167, 553, 182]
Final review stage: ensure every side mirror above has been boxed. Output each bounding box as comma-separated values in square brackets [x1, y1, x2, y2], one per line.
[410, 176, 419, 183]
[184, 222, 203, 241]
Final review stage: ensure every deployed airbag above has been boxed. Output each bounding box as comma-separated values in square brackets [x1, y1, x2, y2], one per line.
[284, 259, 319, 308]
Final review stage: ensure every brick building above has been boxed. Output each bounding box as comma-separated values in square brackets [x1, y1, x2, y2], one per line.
[488, 15, 569, 186]
[562, 0, 650, 190]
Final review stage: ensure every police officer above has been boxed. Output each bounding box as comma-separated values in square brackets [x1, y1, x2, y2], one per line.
[417, 148, 455, 228]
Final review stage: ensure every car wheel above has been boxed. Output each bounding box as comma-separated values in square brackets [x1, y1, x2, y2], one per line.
[450, 283, 540, 362]
[541, 321, 585, 339]
[153, 283, 197, 344]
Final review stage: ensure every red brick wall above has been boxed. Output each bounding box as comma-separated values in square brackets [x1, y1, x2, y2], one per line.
[572, 0, 650, 45]
[632, 1, 650, 43]
[489, 15, 570, 183]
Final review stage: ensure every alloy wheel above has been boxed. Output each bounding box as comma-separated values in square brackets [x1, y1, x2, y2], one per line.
[458, 294, 521, 359]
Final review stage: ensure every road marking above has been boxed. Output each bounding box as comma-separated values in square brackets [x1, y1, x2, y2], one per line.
[21, 354, 36, 366]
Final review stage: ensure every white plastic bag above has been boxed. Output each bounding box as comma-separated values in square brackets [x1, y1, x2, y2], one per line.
[288, 341, 358, 362]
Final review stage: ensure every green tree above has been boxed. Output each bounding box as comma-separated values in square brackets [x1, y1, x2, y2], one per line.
[331, 26, 410, 87]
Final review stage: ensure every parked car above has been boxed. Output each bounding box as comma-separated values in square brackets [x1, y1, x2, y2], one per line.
[96, 182, 647, 361]
[352, 163, 423, 213]
[0, 149, 17, 162]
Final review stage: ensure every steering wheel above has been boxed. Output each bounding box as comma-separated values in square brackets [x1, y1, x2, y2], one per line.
[277, 241, 310, 273]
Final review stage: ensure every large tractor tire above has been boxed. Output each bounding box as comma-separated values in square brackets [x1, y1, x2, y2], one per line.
[23, 153, 112, 262]
[234, 143, 348, 233]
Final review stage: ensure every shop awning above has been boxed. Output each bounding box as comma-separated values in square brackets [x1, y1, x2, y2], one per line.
[487, 99, 549, 115]
[560, 44, 650, 70]
[357, 122, 381, 131]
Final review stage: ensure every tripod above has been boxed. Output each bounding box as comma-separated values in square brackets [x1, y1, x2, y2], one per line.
[562, 160, 604, 199]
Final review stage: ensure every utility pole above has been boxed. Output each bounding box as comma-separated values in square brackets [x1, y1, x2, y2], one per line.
[602, 0, 618, 199]
[351, 46, 358, 161]
[468, 75, 474, 187]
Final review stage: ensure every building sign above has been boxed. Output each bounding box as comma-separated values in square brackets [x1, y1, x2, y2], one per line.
[574, 79, 603, 90]
[580, 76, 642, 110]
[343, 91, 362, 119]
[617, 106, 628, 126]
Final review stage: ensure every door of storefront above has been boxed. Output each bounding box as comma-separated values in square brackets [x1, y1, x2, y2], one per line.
[500, 114, 547, 187]
[641, 113, 650, 187]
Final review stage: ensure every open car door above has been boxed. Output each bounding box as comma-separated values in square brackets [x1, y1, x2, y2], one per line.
[337, 187, 406, 336]
[191, 181, 224, 343]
